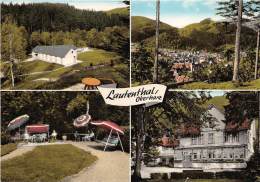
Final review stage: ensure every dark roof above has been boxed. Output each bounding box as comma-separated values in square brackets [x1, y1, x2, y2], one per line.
[32, 45, 77, 58]
[225, 118, 251, 133]
[161, 136, 180, 148]
[176, 124, 200, 137]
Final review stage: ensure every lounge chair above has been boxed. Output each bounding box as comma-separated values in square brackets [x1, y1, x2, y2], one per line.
[100, 136, 119, 151]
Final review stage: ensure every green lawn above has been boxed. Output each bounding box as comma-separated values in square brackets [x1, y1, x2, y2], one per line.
[1, 144, 97, 182]
[20, 60, 63, 74]
[1, 49, 129, 89]
[2, 63, 129, 89]
[78, 49, 122, 66]
[1, 143, 17, 156]
[180, 79, 260, 89]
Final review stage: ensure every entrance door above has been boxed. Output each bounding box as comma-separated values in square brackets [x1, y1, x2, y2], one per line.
[183, 153, 192, 168]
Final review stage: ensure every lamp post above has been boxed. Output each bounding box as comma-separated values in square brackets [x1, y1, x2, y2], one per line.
[153, 0, 160, 83]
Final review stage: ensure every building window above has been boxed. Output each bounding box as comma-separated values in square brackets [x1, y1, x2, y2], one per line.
[193, 153, 197, 160]
[192, 135, 197, 145]
[208, 133, 214, 144]
[208, 151, 215, 159]
[198, 134, 204, 145]
[232, 134, 239, 142]
[225, 133, 239, 143]
[230, 153, 233, 159]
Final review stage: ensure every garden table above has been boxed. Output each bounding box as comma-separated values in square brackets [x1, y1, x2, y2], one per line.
[81, 77, 101, 90]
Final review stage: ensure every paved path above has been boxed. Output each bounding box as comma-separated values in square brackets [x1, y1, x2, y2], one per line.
[62, 141, 129, 182]
[1, 146, 35, 161]
[62, 83, 85, 91]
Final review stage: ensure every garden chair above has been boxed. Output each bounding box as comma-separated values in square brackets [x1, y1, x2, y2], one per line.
[40, 133, 47, 142]
[23, 132, 30, 142]
[30, 135, 36, 143]
[74, 132, 80, 142]
[82, 132, 95, 141]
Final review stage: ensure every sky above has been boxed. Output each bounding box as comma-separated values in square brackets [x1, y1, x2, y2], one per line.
[1, 0, 127, 11]
[132, 0, 223, 28]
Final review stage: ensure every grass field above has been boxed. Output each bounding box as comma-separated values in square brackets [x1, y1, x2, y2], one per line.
[78, 49, 122, 66]
[20, 60, 62, 74]
[1, 144, 97, 182]
[1, 143, 17, 156]
[180, 79, 260, 89]
[1, 49, 129, 89]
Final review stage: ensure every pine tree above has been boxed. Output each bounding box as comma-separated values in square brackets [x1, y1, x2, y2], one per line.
[216, 0, 260, 82]
[132, 43, 153, 84]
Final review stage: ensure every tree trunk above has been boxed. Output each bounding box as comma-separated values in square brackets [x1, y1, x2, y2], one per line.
[232, 0, 243, 82]
[134, 107, 145, 180]
[255, 29, 260, 80]
[257, 92, 260, 154]
[9, 33, 15, 88]
[153, 0, 160, 83]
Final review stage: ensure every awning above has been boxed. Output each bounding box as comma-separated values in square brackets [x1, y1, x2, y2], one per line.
[26, 124, 49, 134]
[90, 120, 124, 135]
[7, 114, 29, 131]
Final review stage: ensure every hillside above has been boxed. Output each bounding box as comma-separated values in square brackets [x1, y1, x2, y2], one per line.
[180, 18, 220, 37]
[107, 7, 129, 16]
[202, 96, 229, 112]
[132, 16, 257, 51]
[131, 16, 174, 42]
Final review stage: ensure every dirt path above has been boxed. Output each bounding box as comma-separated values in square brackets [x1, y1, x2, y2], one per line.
[62, 141, 129, 182]
[1, 146, 35, 161]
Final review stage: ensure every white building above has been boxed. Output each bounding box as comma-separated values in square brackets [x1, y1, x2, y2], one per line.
[32, 45, 77, 66]
[158, 104, 256, 170]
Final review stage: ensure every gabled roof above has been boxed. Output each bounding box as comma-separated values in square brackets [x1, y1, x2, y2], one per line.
[32, 45, 77, 58]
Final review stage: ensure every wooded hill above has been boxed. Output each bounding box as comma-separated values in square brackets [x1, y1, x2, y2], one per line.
[1, 3, 129, 33]
[132, 16, 257, 52]
[1, 3, 129, 61]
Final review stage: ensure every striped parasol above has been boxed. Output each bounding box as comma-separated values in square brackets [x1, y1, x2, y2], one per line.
[7, 114, 29, 131]
[73, 101, 91, 128]
[73, 114, 92, 128]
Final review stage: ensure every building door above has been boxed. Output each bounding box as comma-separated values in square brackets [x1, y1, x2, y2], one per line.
[183, 153, 192, 168]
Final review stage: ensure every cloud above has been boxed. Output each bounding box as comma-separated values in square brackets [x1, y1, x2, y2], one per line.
[145, 14, 222, 28]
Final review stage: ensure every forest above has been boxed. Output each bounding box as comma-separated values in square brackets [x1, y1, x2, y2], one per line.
[1, 3, 130, 63]
[1, 3, 128, 33]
